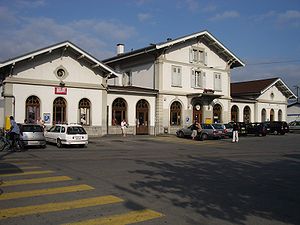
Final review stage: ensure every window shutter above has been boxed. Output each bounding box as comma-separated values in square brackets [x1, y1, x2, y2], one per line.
[191, 70, 195, 88]
[204, 52, 208, 65]
[202, 72, 206, 88]
[189, 48, 193, 63]
[178, 68, 182, 86]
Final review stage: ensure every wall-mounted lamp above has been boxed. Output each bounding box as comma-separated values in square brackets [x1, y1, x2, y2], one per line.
[59, 81, 65, 87]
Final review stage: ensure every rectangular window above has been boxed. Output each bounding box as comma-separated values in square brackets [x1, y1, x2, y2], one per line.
[191, 70, 206, 88]
[214, 73, 222, 91]
[171, 66, 182, 87]
[190, 47, 206, 64]
[122, 71, 132, 86]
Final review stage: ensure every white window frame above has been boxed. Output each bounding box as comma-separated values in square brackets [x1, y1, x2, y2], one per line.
[171, 65, 182, 87]
[214, 72, 222, 91]
[189, 47, 207, 65]
[191, 69, 206, 89]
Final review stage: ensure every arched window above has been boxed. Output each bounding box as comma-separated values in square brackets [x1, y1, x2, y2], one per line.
[53, 97, 67, 124]
[231, 105, 239, 122]
[79, 98, 91, 126]
[270, 109, 275, 121]
[213, 104, 222, 123]
[25, 95, 40, 123]
[243, 106, 251, 123]
[112, 98, 127, 126]
[170, 101, 181, 126]
[278, 109, 282, 121]
[261, 108, 266, 122]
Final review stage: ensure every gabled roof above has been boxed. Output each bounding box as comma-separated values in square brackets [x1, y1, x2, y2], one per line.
[103, 30, 245, 68]
[0, 41, 121, 78]
[231, 77, 296, 99]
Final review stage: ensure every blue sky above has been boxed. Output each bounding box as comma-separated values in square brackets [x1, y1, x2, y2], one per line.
[1, 0, 300, 94]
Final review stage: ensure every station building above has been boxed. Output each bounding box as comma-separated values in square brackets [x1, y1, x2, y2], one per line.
[0, 30, 296, 136]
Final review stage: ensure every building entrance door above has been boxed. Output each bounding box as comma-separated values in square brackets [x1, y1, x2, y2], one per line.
[193, 104, 202, 123]
[136, 100, 149, 135]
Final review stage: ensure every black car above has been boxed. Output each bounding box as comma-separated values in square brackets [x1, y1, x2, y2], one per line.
[228, 122, 247, 136]
[245, 122, 267, 136]
[262, 121, 289, 135]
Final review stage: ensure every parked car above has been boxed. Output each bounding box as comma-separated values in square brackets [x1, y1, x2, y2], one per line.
[224, 123, 233, 137]
[211, 123, 227, 138]
[198, 123, 224, 140]
[18, 124, 46, 148]
[44, 124, 88, 148]
[176, 125, 194, 138]
[262, 121, 289, 135]
[228, 122, 247, 135]
[288, 121, 300, 132]
[245, 122, 267, 136]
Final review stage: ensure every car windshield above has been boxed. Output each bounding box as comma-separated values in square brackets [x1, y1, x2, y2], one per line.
[67, 126, 87, 135]
[22, 125, 43, 132]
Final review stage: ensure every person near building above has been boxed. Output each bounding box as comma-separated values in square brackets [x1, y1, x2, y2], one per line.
[191, 121, 201, 140]
[9, 116, 22, 151]
[121, 119, 128, 137]
[232, 122, 239, 143]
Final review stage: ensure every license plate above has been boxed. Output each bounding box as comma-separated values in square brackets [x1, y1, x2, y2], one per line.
[75, 136, 81, 140]
[218, 131, 222, 133]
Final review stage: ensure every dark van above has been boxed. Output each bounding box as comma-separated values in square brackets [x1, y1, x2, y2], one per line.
[263, 121, 289, 135]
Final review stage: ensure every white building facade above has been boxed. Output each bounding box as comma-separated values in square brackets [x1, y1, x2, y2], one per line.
[0, 31, 296, 136]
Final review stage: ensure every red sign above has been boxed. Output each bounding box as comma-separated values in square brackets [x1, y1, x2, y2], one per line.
[55, 87, 67, 95]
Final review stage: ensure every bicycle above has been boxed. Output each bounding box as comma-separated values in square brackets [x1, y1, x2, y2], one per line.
[0, 132, 23, 152]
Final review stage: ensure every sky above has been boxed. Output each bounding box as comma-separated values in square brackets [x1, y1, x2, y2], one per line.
[0, 0, 300, 95]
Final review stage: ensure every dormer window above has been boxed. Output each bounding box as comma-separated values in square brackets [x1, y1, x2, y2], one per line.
[190, 47, 207, 65]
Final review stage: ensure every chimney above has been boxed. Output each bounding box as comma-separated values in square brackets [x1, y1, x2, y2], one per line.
[116, 43, 124, 55]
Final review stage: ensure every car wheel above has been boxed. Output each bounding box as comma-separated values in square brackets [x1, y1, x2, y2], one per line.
[178, 131, 184, 138]
[273, 130, 278, 135]
[57, 139, 62, 148]
[201, 133, 208, 141]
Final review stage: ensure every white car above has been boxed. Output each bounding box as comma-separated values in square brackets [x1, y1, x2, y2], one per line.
[45, 124, 88, 148]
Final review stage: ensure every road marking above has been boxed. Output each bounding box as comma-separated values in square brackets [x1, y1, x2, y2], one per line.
[0, 195, 123, 219]
[61, 209, 164, 225]
[0, 166, 41, 172]
[0, 184, 94, 201]
[0, 170, 54, 177]
[0, 176, 72, 187]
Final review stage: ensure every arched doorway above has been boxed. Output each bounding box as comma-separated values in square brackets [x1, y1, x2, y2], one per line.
[53, 97, 67, 124]
[193, 104, 202, 123]
[231, 105, 239, 122]
[243, 106, 251, 123]
[213, 104, 222, 123]
[112, 98, 127, 126]
[261, 108, 266, 122]
[278, 109, 282, 121]
[170, 101, 182, 125]
[136, 99, 149, 135]
[25, 95, 40, 123]
[79, 98, 91, 126]
[270, 109, 274, 121]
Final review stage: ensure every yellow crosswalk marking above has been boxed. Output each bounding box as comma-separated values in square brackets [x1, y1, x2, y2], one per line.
[0, 166, 41, 172]
[1, 176, 72, 187]
[62, 209, 164, 225]
[0, 195, 123, 219]
[0, 170, 54, 177]
[0, 184, 94, 201]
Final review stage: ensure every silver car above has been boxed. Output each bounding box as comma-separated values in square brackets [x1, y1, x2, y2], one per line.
[19, 124, 46, 148]
[289, 121, 300, 132]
